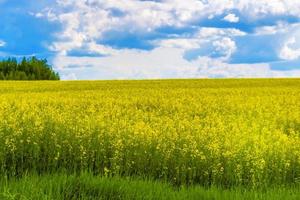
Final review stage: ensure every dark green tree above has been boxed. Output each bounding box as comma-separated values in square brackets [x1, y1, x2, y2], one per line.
[0, 57, 60, 80]
[0, 72, 5, 80]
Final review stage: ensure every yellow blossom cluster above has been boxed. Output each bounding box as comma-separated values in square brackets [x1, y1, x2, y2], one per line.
[0, 79, 299, 187]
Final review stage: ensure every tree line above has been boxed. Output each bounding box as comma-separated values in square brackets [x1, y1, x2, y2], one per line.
[0, 57, 60, 80]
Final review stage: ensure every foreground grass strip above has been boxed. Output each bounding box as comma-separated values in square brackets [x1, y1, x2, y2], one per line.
[0, 173, 299, 200]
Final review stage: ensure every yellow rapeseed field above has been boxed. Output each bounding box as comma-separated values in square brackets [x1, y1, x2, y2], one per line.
[0, 79, 299, 187]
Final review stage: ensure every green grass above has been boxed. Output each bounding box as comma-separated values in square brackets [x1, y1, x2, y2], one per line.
[1, 173, 299, 200]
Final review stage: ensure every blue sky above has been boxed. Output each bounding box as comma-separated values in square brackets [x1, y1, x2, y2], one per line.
[1, 0, 300, 80]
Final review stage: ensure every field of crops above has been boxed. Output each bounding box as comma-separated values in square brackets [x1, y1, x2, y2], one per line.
[0, 79, 300, 192]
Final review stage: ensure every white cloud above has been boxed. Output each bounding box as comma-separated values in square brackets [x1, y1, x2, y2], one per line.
[154, 27, 245, 51]
[53, 46, 300, 80]
[0, 40, 6, 47]
[253, 22, 300, 61]
[39, 0, 244, 55]
[212, 37, 236, 59]
[255, 25, 283, 35]
[37, 0, 300, 79]
[254, 22, 300, 36]
[279, 37, 300, 60]
[235, 0, 300, 18]
[196, 27, 246, 39]
[61, 72, 77, 80]
[53, 47, 195, 79]
[155, 38, 201, 49]
[40, 1, 300, 57]
[223, 13, 239, 23]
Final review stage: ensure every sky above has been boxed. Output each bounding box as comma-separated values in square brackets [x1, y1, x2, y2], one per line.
[0, 0, 300, 80]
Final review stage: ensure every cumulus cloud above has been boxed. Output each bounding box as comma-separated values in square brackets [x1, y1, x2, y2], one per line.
[53, 46, 300, 80]
[254, 22, 300, 36]
[279, 37, 300, 60]
[212, 37, 236, 59]
[223, 13, 239, 23]
[0, 40, 6, 47]
[61, 72, 77, 80]
[154, 27, 245, 54]
[33, 0, 300, 79]
[255, 25, 284, 35]
[42, 0, 300, 57]
[42, 0, 233, 55]
[234, 0, 300, 18]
